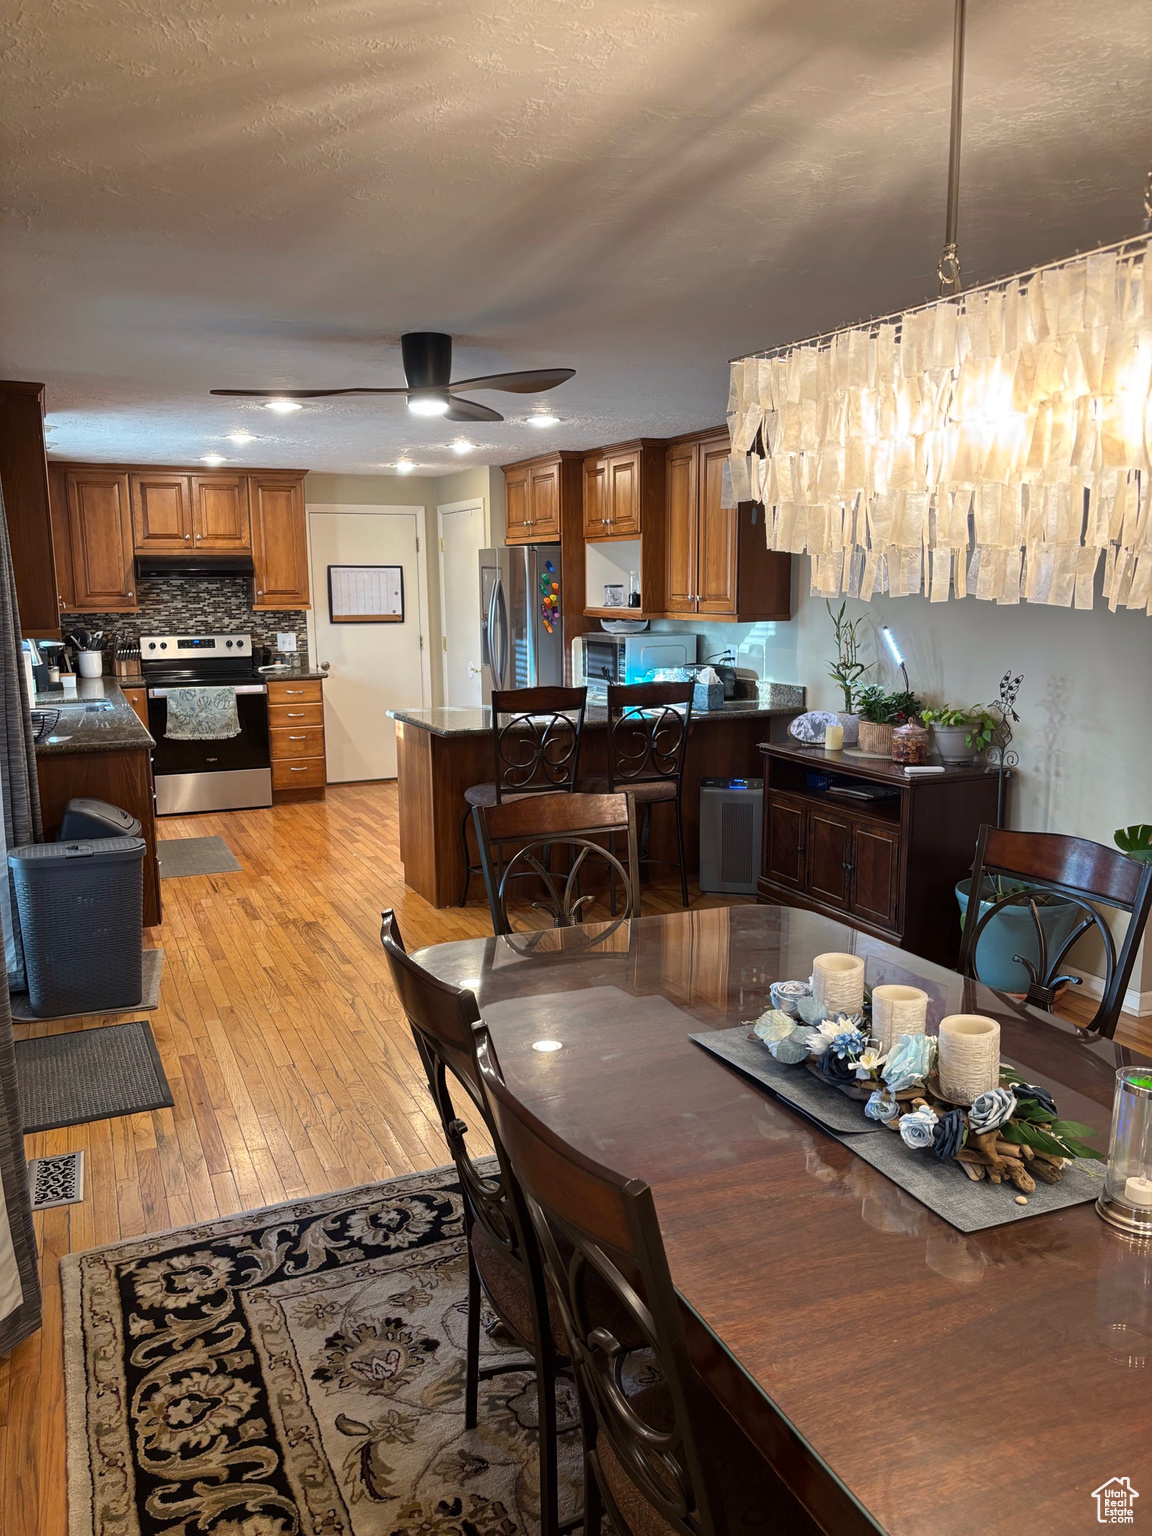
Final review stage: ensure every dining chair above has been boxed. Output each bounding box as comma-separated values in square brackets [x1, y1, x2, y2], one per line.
[582, 682, 693, 907]
[958, 825, 1152, 1037]
[459, 685, 588, 906]
[475, 1027, 821, 1536]
[473, 790, 641, 935]
[379, 910, 573, 1536]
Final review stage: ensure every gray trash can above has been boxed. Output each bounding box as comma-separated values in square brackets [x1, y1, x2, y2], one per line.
[8, 838, 145, 1018]
[59, 797, 142, 841]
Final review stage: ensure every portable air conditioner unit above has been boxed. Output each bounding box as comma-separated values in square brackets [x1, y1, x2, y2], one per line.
[699, 778, 763, 895]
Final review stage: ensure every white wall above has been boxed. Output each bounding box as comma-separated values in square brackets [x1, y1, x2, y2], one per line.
[656, 562, 1152, 998]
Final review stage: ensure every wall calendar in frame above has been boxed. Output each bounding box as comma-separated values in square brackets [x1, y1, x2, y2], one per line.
[327, 565, 405, 623]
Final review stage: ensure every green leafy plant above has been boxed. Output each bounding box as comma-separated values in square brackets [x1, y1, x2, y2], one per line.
[920, 705, 996, 750]
[1115, 825, 1152, 864]
[855, 685, 923, 725]
[826, 601, 871, 712]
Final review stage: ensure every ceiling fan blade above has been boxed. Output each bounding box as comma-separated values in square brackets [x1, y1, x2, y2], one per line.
[448, 367, 575, 394]
[444, 397, 504, 423]
[210, 387, 407, 398]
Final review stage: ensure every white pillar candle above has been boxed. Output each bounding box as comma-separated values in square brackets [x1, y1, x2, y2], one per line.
[871, 984, 929, 1054]
[937, 1015, 1001, 1105]
[812, 952, 865, 1017]
[824, 723, 844, 751]
[1124, 1176, 1152, 1209]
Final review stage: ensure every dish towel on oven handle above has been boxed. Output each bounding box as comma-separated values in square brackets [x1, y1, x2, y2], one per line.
[163, 686, 241, 741]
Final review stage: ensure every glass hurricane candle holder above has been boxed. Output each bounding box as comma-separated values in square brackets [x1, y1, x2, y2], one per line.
[1097, 1068, 1152, 1239]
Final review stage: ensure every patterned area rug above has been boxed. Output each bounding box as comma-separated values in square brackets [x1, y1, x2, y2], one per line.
[63, 1166, 582, 1536]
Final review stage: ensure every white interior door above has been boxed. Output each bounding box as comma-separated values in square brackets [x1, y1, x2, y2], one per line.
[437, 497, 486, 706]
[307, 506, 427, 781]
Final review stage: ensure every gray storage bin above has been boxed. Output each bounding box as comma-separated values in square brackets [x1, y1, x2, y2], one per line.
[8, 838, 145, 1018]
[59, 797, 142, 840]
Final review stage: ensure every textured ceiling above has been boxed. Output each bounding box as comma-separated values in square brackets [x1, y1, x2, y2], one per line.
[2, 0, 1150, 475]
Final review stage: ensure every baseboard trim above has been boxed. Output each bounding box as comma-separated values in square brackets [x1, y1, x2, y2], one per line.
[1073, 970, 1152, 1018]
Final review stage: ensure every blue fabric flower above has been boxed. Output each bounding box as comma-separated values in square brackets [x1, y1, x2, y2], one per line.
[883, 1033, 937, 1093]
[865, 1089, 900, 1122]
[932, 1108, 967, 1160]
[898, 1106, 939, 1150]
[830, 1028, 867, 1061]
[967, 1087, 1017, 1136]
[817, 1047, 858, 1085]
[1011, 1082, 1057, 1118]
[770, 980, 812, 1017]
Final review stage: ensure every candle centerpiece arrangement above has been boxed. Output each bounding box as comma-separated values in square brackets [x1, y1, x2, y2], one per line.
[749, 972, 1104, 1198]
[1097, 1068, 1152, 1237]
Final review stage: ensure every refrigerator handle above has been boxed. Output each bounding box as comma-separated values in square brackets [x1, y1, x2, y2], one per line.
[489, 575, 508, 690]
[525, 551, 538, 686]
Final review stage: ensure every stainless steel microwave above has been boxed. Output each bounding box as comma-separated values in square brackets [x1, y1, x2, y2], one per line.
[574, 631, 699, 695]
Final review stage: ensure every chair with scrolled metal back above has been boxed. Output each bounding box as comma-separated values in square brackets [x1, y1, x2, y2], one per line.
[958, 825, 1152, 1038]
[459, 686, 588, 906]
[473, 790, 640, 935]
[379, 910, 573, 1536]
[582, 682, 693, 907]
[475, 1027, 822, 1536]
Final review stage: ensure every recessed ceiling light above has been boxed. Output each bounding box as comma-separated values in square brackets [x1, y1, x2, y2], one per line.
[201, 453, 227, 466]
[528, 412, 560, 428]
[395, 460, 416, 474]
[407, 389, 450, 417]
[264, 398, 303, 414]
[451, 440, 476, 454]
[226, 430, 257, 444]
[531, 1039, 564, 1053]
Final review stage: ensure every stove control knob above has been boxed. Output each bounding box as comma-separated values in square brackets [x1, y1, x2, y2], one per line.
[147, 642, 156, 650]
[225, 640, 233, 648]
[160, 642, 168, 650]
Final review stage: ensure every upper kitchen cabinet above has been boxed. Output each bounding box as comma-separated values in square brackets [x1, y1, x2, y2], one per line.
[132, 470, 251, 551]
[663, 429, 791, 621]
[59, 468, 138, 611]
[131, 472, 193, 551]
[249, 472, 310, 609]
[502, 452, 582, 544]
[582, 440, 665, 540]
[0, 380, 64, 636]
[192, 474, 250, 550]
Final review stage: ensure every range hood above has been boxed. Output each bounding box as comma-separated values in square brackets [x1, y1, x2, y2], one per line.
[136, 553, 255, 579]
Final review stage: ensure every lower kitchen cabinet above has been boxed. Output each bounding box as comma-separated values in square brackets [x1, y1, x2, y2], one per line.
[758, 741, 1001, 968]
[267, 677, 326, 800]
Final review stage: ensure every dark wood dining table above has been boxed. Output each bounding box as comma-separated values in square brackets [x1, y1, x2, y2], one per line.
[413, 904, 1152, 1536]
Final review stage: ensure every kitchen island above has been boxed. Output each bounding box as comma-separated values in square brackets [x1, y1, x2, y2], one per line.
[388, 701, 798, 908]
[33, 677, 162, 925]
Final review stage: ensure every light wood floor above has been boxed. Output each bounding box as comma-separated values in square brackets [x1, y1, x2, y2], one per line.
[1, 780, 1145, 1536]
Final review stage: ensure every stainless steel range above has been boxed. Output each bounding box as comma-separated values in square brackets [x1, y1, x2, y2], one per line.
[142, 634, 272, 815]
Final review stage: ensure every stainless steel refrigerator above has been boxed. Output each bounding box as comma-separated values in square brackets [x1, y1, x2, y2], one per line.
[479, 546, 564, 693]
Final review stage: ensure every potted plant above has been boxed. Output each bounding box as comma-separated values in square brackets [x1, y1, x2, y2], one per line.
[954, 875, 1084, 995]
[1115, 826, 1152, 863]
[826, 601, 870, 743]
[855, 685, 923, 757]
[920, 706, 996, 766]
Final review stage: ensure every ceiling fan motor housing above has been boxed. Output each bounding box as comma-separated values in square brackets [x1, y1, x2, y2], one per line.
[401, 331, 453, 388]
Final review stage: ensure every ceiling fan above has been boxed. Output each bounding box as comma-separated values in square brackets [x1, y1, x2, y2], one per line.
[210, 331, 574, 423]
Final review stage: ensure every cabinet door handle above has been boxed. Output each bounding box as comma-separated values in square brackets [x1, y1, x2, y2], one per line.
[285, 688, 304, 694]
[286, 711, 304, 717]
[289, 766, 307, 773]
[185, 533, 191, 540]
[288, 734, 306, 740]
[842, 859, 854, 871]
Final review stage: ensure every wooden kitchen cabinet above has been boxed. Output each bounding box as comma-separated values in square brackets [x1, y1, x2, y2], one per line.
[192, 474, 250, 550]
[267, 677, 326, 800]
[121, 686, 148, 726]
[0, 380, 64, 637]
[61, 468, 138, 611]
[582, 445, 644, 538]
[502, 452, 583, 545]
[758, 742, 1002, 968]
[131, 473, 193, 551]
[661, 429, 791, 620]
[249, 473, 310, 609]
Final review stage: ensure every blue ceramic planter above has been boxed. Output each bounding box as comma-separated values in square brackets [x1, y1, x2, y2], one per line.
[955, 877, 1084, 995]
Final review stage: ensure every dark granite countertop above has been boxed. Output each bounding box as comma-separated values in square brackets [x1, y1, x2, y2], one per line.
[387, 700, 797, 739]
[32, 678, 155, 756]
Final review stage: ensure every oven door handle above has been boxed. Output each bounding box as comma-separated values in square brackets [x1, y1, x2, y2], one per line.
[147, 684, 268, 698]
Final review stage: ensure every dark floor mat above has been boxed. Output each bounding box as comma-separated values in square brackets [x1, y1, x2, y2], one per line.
[15, 1019, 173, 1133]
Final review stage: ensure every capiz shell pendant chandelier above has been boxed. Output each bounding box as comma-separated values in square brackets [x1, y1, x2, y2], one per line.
[728, 1, 1152, 615]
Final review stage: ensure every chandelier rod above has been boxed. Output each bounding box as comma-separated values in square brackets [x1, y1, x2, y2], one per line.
[938, 0, 967, 297]
[734, 229, 1150, 365]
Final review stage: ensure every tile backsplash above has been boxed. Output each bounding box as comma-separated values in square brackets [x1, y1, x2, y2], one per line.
[62, 576, 309, 658]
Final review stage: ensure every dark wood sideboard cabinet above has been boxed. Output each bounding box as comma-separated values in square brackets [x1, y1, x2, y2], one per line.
[758, 741, 1002, 968]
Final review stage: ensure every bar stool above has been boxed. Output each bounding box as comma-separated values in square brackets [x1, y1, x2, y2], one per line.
[458, 686, 587, 906]
[582, 681, 693, 907]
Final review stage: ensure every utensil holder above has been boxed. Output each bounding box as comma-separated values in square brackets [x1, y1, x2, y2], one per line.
[78, 651, 103, 678]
